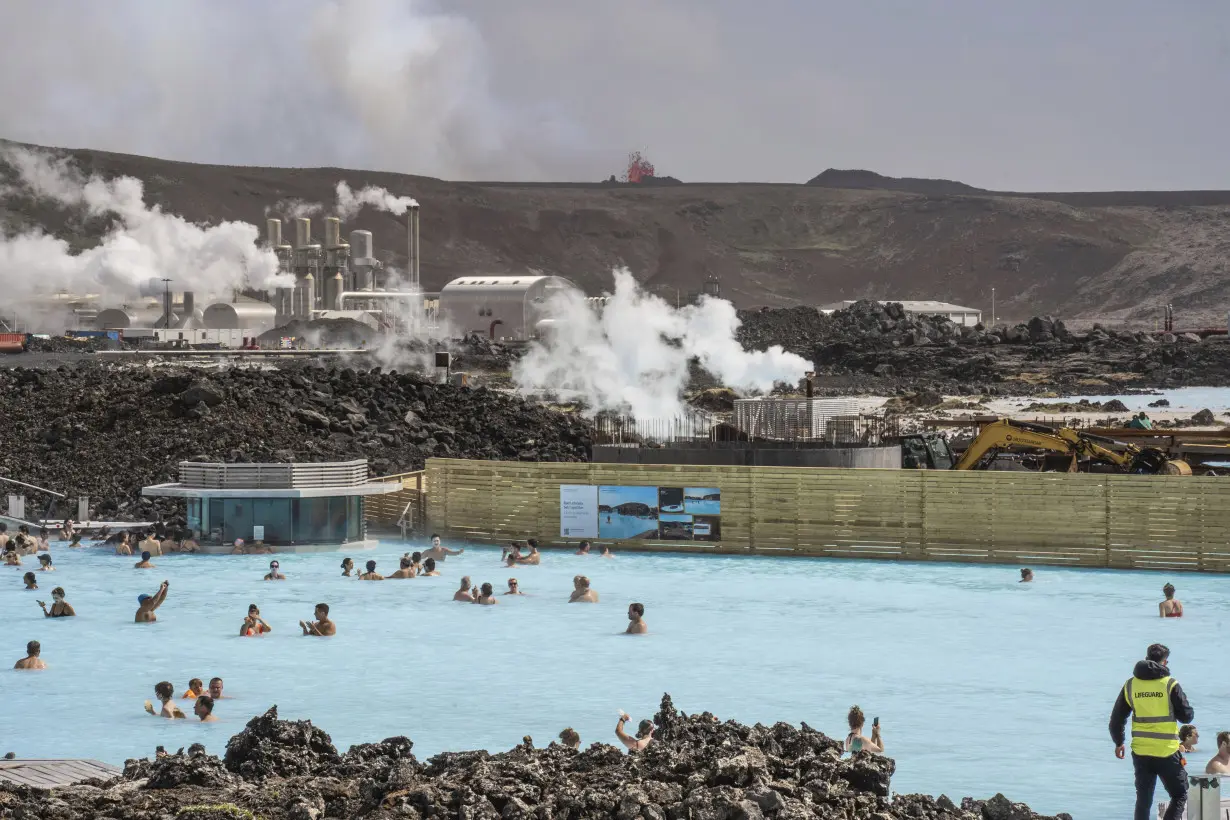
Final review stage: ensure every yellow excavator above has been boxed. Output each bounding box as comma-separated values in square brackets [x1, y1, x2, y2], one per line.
[953, 418, 1192, 475]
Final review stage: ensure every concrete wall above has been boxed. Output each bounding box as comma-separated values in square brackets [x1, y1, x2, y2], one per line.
[592, 445, 901, 468]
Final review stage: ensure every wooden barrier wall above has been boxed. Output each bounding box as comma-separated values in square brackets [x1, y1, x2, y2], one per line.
[425, 458, 1230, 572]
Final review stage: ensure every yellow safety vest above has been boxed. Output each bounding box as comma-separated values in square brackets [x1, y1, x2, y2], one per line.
[1124, 675, 1180, 757]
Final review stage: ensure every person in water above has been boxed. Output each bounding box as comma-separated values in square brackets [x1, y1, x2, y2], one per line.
[420, 558, 440, 577]
[14, 640, 46, 670]
[844, 705, 884, 754]
[1206, 732, 1230, 774]
[626, 602, 648, 634]
[22, 571, 37, 590]
[208, 677, 225, 700]
[454, 576, 476, 601]
[600, 545, 614, 558]
[135, 581, 170, 622]
[178, 531, 200, 553]
[517, 540, 541, 565]
[114, 532, 132, 556]
[1019, 568, 1033, 582]
[1160, 584, 1183, 618]
[194, 695, 218, 722]
[341, 557, 355, 577]
[3, 544, 20, 566]
[504, 547, 521, 568]
[183, 678, 205, 699]
[358, 560, 384, 580]
[38, 587, 75, 617]
[575, 541, 591, 555]
[146, 681, 186, 718]
[559, 727, 581, 749]
[135, 551, 155, 569]
[300, 603, 336, 636]
[569, 576, 599, 603]
[475, 582, 498, 605]
[422, 534, 463, 561]
[386, 557, 416, 579]
[68, 533, 83, 549]
[37, 554, 54, 572]
[1179, 725, 1199, 766]
[615, 713, 654, 752]
[241, 604, 272, 636]
[505, 578, 524, 595]
[264, 560, 285, 581]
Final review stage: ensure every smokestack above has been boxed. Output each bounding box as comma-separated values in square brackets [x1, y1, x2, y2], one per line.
[324, 217, 342, 248]
[183, 291, 195, 316]
[407, 204, 420, 291]
[350, 229, 373, 259]
[294, 217, 311, 248]
[266, 218, 283, 248]
[301, 273, 315, 318]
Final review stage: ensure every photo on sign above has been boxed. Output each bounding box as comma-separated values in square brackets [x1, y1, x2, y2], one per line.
[598, 485, 659, 540]
[658, 512, 693, 540]
[692, 515, 721, 540]
[684, 487, 721, 516]
[658, 486, 685, 514]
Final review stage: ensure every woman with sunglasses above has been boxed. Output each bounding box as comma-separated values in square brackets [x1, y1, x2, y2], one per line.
[263, 560, 286, 581]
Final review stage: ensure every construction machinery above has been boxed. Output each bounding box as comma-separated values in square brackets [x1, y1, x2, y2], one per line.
[952, 418, 1191, 474]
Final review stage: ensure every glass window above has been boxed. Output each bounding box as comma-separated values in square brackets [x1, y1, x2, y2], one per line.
[251, 499, 292, 544]
[208, 499, 225, 544]
[187, 499, 202, 537]
[347, 497, 362, 541]
[222, 500, 253, 545]
[296, 498, 332, 543]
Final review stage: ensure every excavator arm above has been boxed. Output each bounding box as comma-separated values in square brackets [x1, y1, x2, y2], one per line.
[953, 419, 1190, 474]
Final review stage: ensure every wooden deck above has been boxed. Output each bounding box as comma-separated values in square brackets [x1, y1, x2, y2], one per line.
[0, 759, 121, 788]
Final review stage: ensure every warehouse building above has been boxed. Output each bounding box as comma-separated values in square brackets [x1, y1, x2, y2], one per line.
[438, 275, 576, 340]
[819, 300, 982, 326]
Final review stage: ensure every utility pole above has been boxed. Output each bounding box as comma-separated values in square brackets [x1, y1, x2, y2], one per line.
[991, 287, 996, 326]
[161, 278, 172, 329]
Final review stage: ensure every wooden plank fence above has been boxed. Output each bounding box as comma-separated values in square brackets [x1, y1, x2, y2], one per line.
[425, 458, 1230, 572]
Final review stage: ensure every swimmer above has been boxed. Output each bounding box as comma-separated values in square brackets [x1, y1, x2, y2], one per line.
[626, 602, 647, 634]
[37, 554, 54, 572]
[454, 576, 477, 602]
[68, 533, 83, 549]
[37, 529, 51, 551]
[249, 540, 273, 555]
[358, 560, 384, 580]
[4, 544, 21, 566]
[386, 557, 416, 579]
[134, 551, 155, 569]
[600, 545, 613, 559]
[569, 576, 599, 603]
[135, 580, 170, 622]
[38, 587, 75, 617]
[60, 520, 74, 542]
[161, 534, 181, 553]
[14, 640, 46, 670]
[558, 727, 581, 749]
[503, 546, 521, 568]
[1207, 732, 1230, 774]
[208, 677, 225, 699]
[230, 538, 246, 554]
[300, 602, 336, 636]
[138, 530, 162, 556]
[474, 582, 498, 605]
[145, 681, 186, 718]
[194, 695, 218, 722]
[422, 534, 463, 562]
[575, 540, 591, 556]
[341, 557, 355, 577]
[264, 560, 285, 581]
[178, 531, 200, 554]
[615, 713, 654, 752]
[1160, 583, 1183, 617]
[1019, 568, 1033, 583]
[0, 523, 7, 549]
[182, 678, 205, 699]
[114, 532, 132, 556]
[421, 557, 440, 577]
[22, 571, 37, 590]
[505, 578, 524, 595]
[521, 540, 541, 565]
[241, 604, 272, 636]
[844, 706, 884, 754]
[1180, 725, 1199, 765]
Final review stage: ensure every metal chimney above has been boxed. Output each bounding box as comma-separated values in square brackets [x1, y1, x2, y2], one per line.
[324, 217, 342, 248]
[183, 291, 195, 316]
[266, 218, 283, 248]
[407, 205, 420, 290]
[294, 217, 311, 249]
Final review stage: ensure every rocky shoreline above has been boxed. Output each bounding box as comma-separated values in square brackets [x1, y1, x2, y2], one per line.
[0, 696, 1070, 820]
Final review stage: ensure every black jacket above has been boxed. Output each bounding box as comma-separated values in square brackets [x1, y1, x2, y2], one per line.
[1109, 659, 1195, 747]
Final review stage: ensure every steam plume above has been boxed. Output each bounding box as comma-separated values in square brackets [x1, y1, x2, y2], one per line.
[334, 181, 418, 219]
[513, 268, 812, 418]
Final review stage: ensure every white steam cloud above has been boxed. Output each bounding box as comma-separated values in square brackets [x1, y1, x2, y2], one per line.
[334, 181, 418, 220]
[0, 147, 287, 320]
[513, 268, 812, 418]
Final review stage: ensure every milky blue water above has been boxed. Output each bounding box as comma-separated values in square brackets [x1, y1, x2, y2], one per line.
[4, 543, 1229, 819]
[1009, 387, 1230, 413]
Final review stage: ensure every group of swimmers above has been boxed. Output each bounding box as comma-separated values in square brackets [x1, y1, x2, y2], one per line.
[144, 677, 225, 722]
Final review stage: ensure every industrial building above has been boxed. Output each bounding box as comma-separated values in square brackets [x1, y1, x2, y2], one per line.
[819, 300, 983, 326]
[438, 275, 576, 340]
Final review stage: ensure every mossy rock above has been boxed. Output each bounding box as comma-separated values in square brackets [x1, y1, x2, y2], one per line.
[176, 805, 256, 820]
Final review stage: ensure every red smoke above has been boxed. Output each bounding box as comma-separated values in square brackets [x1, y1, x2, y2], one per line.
[624, 151, 655, 183]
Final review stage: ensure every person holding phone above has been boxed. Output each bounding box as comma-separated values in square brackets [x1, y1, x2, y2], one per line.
[844, 705, 884, 754]
[615, 711, 654, 752]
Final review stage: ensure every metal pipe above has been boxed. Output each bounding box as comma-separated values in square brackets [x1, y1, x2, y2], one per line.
[407, 206, 420, 291]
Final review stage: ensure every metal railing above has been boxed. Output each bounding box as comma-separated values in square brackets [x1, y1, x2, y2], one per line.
[594, 412, 899, 448]
[177, 460, 371, 489]
[366, 471, 427, 536]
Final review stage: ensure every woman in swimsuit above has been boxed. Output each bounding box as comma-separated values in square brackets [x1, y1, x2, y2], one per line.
[22, 571, 37, 590]
[844, 705, 884, 754]
[241, 604, 272, 636]
[38, 587, 75, 617]
[341, 557, 354, 577]
[1160, 583, 1183, 618]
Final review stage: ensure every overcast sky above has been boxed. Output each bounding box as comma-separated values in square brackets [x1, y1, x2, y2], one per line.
[0, 0, 1226, 190]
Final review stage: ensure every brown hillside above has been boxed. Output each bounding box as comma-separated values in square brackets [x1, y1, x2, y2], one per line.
[3, 140, 1229, 324]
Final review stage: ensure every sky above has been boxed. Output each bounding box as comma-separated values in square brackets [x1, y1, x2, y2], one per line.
[0, 0, 1226, 190]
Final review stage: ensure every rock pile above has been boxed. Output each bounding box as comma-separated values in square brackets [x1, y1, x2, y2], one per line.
[739, 301, 1230, 395]
[0, 363, 592, 519]
[2, 697, 1069, 820]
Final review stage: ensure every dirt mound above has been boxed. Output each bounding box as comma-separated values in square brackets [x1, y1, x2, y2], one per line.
[4, 695, 1069, 820]
[0, 363, 592, 518]
[807, 168, 987, 196]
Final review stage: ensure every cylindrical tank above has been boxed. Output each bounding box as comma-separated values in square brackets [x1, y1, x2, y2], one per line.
[325, 272, 344, 311]
[324, 217, 342, 248]
[300, 274, 315, 318]
[266, 219, 283, 247]
[350, 230, 373, 259]
[96, 307, 163, 329]
[294, 217, 311, 248]
[202, 301, 277, 331]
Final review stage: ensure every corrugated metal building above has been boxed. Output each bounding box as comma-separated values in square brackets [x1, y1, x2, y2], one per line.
[820, 300, 983, 326]
[438, 275, 576, 340]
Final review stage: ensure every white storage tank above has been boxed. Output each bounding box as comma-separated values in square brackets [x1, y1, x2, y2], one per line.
[439, 275, 577, 340]
[202, 300, 277, 333]
[96, 306, 164, 329]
